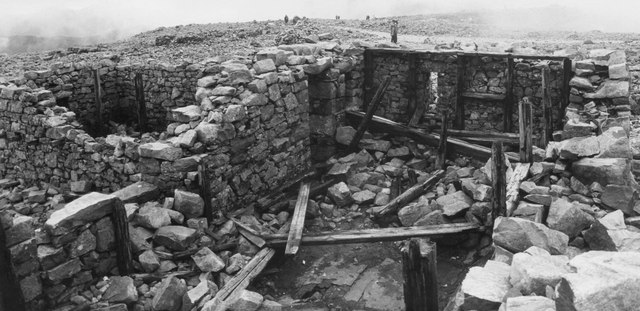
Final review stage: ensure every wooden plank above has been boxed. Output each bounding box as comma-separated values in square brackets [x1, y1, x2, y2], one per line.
[349, 76, 392, 150]
[134, 72, 148, 133]
[363, 49, 375, 111]
[285, 183, 311, 255]
[504, 57, 515, 132]
[446, 129, 519, 141]
[403, 238, 438, 311]
[0, 214, 26, 311]
[407, 54, 422, 126]
[93, 69, 104, 136]
[256, 171, 315, 211]
[561, 58, 572, 128]
[461, 92, 506, 100]
[391, 176, 401, 200]
[518, 98, 533, 163]
[454, 55, 466, 129]
[506, 163, 531, 217]
[198, 163, 214, 221]
[264, 223, 480, 247]
[345, 111, 520, 162]
[112, 198, 133, 275]
[374, 170, 445, 217]
[491, 142, 507, 221]
[436, 114, 448, 169]
[541, 66, 553, 146]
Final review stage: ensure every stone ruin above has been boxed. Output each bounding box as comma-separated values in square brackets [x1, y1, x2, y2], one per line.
[1, 36, 640, 311]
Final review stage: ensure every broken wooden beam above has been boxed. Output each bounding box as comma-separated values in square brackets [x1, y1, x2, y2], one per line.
[263, 223, 480, 247]
[436, 114, 448, 169]
[445, 129, 519, 142]
[506, 163, 531, 217]
[518, 98, 533, 163]
[374, 170, 445, 217]
[349, 76, 392, 149]
[403, 238, 438, 311]
[454, 55, 466, 129]
[491, 142, 507, 221]
[285, 183, 311, 255]
[112, 198, 133, 275]
[346, 111, 520, 162]
[541, 66, 553, 146]
[503, 57, 515, 132]
[134, 72, 148, 133]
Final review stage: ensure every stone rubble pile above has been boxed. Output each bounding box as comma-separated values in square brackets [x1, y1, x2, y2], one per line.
[1, 178, 290, 311]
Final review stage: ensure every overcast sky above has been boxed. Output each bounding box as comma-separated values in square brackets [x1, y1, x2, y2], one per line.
[2, 0, 639, 38]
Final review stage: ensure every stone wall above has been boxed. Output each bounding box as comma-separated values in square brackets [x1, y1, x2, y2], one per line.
[367, 50, 566, 143]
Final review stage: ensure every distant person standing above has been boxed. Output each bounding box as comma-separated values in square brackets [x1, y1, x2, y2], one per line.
[390, 19, 398, 43]
[284, 15, 289, 24]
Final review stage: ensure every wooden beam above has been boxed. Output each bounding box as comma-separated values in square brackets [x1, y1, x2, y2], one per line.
[446, 129, 519, 141]
[491, 142, 507, 221]
[461, 92, 506, 101]
[366, 48, 570, 61]
[112, 198, 133, 275]
[503, 57, 515, 132]
[506, 163, 531, 217]
[541, 66, 553, 146]
[134, 72, 147, 133]
[345, 111, 520, 162]
[285, 183, 311, 255]
[407, 54, 422, 126]
[349, 76, 392, 149]
[198, 163, 214, 221]
[454, 55, 466, 129]
[256, 171, 315, 211]
[374, 170, 445, 217]
[363, 49, 375, 111]
[403, 238, 438, 311]
[93, 69, 104, 136]
[561, 58, 572, 127]
[263, 223, 481, 247]
[518, 98, 533, 163]
[436, 114, 448, 169]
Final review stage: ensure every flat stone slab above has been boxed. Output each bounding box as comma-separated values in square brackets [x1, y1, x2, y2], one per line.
[343, 258, 403, 311]
[112, 181, 159, 204]
[45, 192, 116, 235]
[296, 254, 367, 287]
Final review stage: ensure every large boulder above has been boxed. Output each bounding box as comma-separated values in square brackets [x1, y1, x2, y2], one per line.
[45, 192, 116, 235]
[546, 197, 595, 238]
[509, 246, 572, 295]
[398, 199, 432, 226]
[584, 80, 629, 99]
[227, 290, 264, 311]
[601, 184, 637, 215]
[557, 136, 600, 160]
[556, 251, 640, 311]
[102, 276, 138, 304]
[173, 190, 204, 219]
[436, 191, 473, 217]
[493, 217, 568, 255]
[571, 158, 632, 187]
[135, 203, 171, 230]
[191, 247, 226, 272]
[154, 226, 197, 251]
[597, 126, 632, 158]
[152, 276, 187, 311]
[326, 182, 353, 207]
[138, 142, 183, 161]
[460, 260, 511, 311]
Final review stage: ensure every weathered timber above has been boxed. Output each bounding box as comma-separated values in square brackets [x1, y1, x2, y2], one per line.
[363, 49, 375, 110]
[349, 76, 392, 149]
[198, 163, 214, 221]
[345, 111, 520, 162]
[541, 66, 553, 146]
[491, 142, 507, 221]
[263, 223, 480, 247]
[134, 72, 147, 133]
[454, 56, 466, 129]
[518, 98, 533, 163]
[93, 69, 104, 136]
[407, 55, 422, 126]
[561, 58, 572, 128]
[366, 48, 570, 61]
[446, 129, 519, 141]
[436, 114, 448, 169]
[112, 198, 133, 275]
[506, 163, 531, 217]
[285, 183, 311, 255]
[172, 243, 237, 260]
[503, 57, 515, 132]
[461, 92, 506, 100]
[408, 169, 418, 187]
[0, 215, 26, 311]
[391, 176, 401, 200]
[255, 171, 316, 211]
[205, 223, 290, 311]
[374, 170, 445, 217]
[238, 228, 266, 248]
[403, 238, 438, 311]
[131, 271, 197, 283]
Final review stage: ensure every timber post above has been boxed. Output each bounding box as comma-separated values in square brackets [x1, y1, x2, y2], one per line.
[402, 238, 438, 311]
